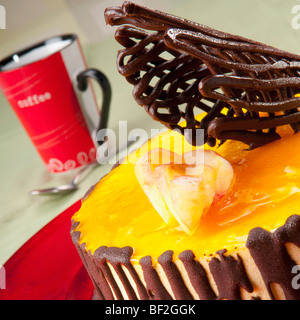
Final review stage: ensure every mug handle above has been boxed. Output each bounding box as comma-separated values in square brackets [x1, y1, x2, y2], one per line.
[77, 68, 112, 146]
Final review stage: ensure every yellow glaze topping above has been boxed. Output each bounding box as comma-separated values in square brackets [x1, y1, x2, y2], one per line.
[73, 125, 300, 263]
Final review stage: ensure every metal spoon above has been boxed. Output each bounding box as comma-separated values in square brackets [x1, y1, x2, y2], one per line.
[30, 161, 98, 196]
[30, 141, 135, 196]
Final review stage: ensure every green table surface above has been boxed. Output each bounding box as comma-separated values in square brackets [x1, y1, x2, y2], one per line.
[1, 0, 300, 265]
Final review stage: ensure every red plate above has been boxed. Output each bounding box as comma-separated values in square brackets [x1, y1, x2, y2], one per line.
[0, 200, 94, 300]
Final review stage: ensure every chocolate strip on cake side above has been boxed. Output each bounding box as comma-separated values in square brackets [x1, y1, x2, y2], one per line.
[71, 214, 300, 300]
[105, 1, 300, 149]
[246, 215, 300, 300]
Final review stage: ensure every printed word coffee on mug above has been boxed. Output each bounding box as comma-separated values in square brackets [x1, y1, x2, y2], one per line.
[0, 34, 111, 173]
[17, 92, 52, 108]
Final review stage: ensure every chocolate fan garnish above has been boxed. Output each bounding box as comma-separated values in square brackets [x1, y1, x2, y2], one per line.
[105, 2, 300, 148]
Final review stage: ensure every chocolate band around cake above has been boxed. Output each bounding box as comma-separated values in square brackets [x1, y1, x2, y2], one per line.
[71, 213, 300, 300]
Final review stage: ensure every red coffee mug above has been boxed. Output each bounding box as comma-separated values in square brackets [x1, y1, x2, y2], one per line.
[0, 34, 111, 173]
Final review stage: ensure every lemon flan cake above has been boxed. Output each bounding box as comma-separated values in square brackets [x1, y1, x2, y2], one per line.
[71, 2, 300, 300]
[71, 124, 300, 300]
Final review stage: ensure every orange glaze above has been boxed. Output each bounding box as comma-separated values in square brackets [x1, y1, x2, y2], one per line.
[72, 124, 300, 264]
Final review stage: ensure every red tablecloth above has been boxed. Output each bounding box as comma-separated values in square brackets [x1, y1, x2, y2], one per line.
[0, 200, 94, 300]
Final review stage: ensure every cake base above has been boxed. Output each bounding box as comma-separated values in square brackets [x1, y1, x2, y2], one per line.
[71, 202, 300, 300]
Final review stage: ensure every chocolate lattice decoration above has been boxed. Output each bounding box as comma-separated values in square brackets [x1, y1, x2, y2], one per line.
[105, 2, 300, 148]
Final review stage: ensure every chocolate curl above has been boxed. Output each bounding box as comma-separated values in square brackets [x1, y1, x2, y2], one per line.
[165, 28, 300, 147]
[105, 2, 232, 147]
[105, 2, 300, 148]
